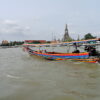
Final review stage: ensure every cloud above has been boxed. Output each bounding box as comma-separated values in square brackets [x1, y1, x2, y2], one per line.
[0, 19, 31, 41]
[0, 20, 30, 41]
[4, 19, 17, 24]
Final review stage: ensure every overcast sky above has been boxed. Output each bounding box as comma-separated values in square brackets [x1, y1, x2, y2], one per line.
[0, 0, 100, 41]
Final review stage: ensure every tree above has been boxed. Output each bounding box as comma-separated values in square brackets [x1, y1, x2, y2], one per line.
[84, 33, 96, 40]
[33, 41, 41, 44]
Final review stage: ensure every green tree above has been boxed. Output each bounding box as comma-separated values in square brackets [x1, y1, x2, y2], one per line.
[33, 41, 41, 44]
[84, 33, 96, 40]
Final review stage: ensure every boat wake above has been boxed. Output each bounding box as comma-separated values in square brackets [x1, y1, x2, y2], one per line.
[6, 74, 21, 79]
[74, 62, 84, 64]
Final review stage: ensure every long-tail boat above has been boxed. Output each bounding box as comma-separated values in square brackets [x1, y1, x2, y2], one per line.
[23, 38, 100, 63]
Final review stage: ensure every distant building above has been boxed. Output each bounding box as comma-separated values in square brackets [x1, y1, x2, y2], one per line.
[2, 40, 9, 45]
[77, 34, 80, 41]
[62, 24, 72, 42]
[51, 40, 59, 43]
[25, 40, 47, 44]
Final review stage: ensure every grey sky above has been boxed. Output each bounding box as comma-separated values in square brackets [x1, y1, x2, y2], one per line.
[0, 0, 100, 41]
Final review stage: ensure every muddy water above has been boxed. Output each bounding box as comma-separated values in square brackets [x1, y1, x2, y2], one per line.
[0, 48, 100, 100]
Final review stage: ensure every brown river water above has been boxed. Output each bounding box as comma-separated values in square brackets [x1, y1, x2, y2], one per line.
[0, 47, 100, 100]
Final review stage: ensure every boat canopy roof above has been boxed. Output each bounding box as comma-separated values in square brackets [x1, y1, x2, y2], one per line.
[23, 38, 99, 47]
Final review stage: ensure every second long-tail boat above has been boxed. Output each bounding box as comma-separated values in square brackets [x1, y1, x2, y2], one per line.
[23, 38, 100, 63]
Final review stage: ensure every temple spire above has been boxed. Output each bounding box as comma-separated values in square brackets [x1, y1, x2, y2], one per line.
[62, 24, 71, 41]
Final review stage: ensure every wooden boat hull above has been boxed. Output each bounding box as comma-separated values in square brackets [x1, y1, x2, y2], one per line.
[24, 47, 99, 63]
[44, 57, 99, 63]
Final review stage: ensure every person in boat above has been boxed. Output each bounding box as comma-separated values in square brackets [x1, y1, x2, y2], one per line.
[72, 43, 80, 53]
[84, 45, 100, 56]
[89, 47, 96, 56]
[44, 50, 47, 53]
[84, 45, 91, 52]
[42, 50, 47, 53]
[72, 49, 80, 53]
